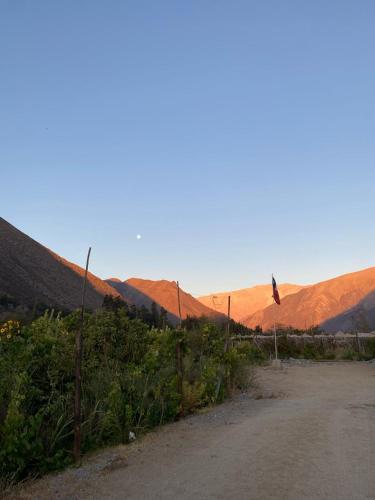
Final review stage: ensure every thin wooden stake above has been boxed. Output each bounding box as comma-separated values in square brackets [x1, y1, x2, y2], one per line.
[176, 281, 184, 415]
[273, 319, 278, 360]
[215, 295, 232, 400]
[226, 295, 231, 347]
[74, 247, 91, 464]
[351, 314, 361, 355]
[176, 280, 182, 328]
[225, 295, 232, 394]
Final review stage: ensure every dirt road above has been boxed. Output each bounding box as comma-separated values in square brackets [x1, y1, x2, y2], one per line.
[14, 362, 375, 500]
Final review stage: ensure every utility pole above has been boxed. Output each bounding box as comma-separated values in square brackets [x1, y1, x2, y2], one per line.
[74, 247, 91, 464]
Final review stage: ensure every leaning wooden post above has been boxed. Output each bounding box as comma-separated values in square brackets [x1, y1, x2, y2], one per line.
[74, 247, 91, 464]
[176, 281, 184, 415]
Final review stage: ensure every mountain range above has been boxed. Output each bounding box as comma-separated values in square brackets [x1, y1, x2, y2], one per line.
[242, 267, 375, 333]
[0, 217, 221, 323]
[198, 284, 305, 322]
[0, 217, 120, 311]
[107, 278, 221, 323]
[1, 217, 375, 332]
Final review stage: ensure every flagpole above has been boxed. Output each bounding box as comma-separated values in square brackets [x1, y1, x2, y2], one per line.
[272, 274, 278, 360]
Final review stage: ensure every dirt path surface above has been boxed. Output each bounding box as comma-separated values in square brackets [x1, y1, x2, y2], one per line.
[12, 362, 375, 500]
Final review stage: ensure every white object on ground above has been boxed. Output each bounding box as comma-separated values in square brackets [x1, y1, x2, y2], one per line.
[129, 431, 136, 441]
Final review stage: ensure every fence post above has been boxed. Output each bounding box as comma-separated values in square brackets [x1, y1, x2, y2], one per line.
[176, 281, 184, 416]
[74, 247, 91, 465]
[225, 296, 232, 394]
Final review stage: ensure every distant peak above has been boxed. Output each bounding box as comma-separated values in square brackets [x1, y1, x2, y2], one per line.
[126, 277, 172, 285]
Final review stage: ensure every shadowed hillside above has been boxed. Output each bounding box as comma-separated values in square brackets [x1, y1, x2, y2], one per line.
[243, 267, 375, 332]
[322, 288, 375, 332]
[0, 217, 120, 311]
[3, 217, 375, 332]
[198, 283, 304, 322]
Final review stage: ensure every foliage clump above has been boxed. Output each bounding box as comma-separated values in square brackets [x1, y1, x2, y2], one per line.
[0, 307, 257, 485]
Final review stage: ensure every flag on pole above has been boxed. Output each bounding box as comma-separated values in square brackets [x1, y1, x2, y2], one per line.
[272, 275, 281, 305]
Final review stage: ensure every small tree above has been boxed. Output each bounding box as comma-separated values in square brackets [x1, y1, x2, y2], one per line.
[151, 302, 160, 328]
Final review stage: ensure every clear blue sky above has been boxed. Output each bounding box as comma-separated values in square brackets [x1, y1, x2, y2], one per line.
[1, 1, 375, 296]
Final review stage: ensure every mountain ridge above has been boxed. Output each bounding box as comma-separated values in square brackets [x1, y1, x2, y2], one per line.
[107, 277, 223, 324]
[198, 283, 305, 322]
[0, 217, 121, 311]
[0, 217, 223, 322]
[243, 266, 375, 332]
[2, 217, 375, 332]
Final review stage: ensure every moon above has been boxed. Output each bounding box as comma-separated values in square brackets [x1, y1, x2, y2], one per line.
[136, 234, 142, 240]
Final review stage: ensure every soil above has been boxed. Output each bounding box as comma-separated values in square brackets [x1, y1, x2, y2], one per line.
[9, 361, 375, 500]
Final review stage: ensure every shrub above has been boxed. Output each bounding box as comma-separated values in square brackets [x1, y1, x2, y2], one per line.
[341, 347, 357, 360]
[364, 338, 375, 358]
[0, 311, 256, 485]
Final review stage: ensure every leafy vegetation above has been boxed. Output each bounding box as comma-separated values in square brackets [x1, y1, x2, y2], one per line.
[252, 332, 375, 361]
[0, 304, 258, 487]
[2, 293, 373, 489]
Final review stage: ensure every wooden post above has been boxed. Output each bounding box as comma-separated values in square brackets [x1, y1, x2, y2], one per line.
[225, 295, 232, 394]
[74, 247, 91, 464]
[351, 315, 361, 355]
[214, 295, 232, 400]
[176, 280, 182, 328]
[226, 295, 231, 339]
[273, 320, 278, 360]
[176, 281, 184, 415]
[224, 295, 231, 352]
[355, 326, 361, 355]
[356, 331, 361, 354]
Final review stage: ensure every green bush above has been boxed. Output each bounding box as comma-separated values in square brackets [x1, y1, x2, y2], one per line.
[0, 311, 255, 485]
[341, 347, 357, 360]
[364, 338, 375, 358]
[322, 351, 336, 360]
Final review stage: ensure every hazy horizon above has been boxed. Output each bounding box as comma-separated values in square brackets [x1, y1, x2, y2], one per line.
[2, 1, 375, 296]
